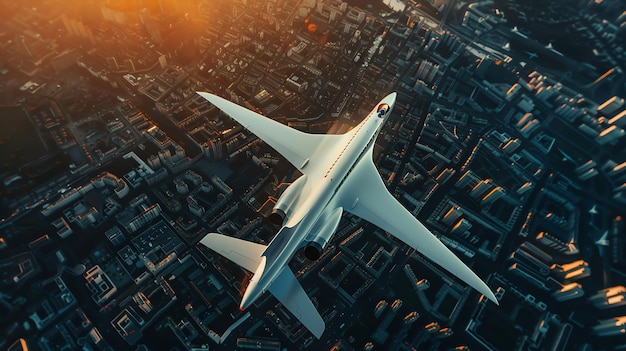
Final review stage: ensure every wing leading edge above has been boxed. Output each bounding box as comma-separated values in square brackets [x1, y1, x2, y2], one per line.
[197, 92, 341, 175]
[337, 153, 499, 304]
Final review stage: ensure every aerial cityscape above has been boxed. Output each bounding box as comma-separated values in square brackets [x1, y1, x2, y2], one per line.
[1, 0, 626, 350]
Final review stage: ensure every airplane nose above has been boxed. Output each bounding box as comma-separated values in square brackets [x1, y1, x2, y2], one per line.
[383, 92, 397, 109]
[380, 92, 396, 112]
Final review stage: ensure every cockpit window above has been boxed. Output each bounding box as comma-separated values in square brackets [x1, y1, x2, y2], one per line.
[377, 103, 389, 118]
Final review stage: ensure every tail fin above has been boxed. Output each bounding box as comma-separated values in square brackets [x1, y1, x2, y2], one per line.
[199, 233, 266, 273]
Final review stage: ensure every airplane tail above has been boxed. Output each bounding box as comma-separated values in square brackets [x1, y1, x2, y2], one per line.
[199, 233, 326, 338]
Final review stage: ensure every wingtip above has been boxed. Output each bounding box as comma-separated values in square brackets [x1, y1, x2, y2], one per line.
[196, 92, 234, 112]
[311, 322, 325, 339]
[198, 232, 219, 246]
[196, 91, 211, 99]
[488, 293, 500, 305]
[483, 290, 499, 305]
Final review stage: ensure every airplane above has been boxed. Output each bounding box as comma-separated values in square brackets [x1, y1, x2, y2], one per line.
[197, 91, 498, 338]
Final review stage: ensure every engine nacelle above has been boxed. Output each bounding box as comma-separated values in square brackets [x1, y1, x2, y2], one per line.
[269, 175, 307, 226]
[304, 206, 343, 260]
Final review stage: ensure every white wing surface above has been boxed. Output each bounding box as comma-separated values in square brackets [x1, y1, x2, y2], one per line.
[268, 266, 325, 338]
[199, 233, 266, 273]
[337, 155, 499, 304]
[198, 92, 340, 174]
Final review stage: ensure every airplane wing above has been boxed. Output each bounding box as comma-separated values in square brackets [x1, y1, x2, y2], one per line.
[268, 266, 325, 338]
[197, 92, 341, 174]
[337, 154, 498, 304]
[199, 233, 266, 273]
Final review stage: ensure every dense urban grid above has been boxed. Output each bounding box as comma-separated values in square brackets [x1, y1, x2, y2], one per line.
[1, 0, 626, 350]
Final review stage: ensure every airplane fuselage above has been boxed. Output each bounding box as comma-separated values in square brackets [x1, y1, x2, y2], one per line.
[240, 93, 397, 309]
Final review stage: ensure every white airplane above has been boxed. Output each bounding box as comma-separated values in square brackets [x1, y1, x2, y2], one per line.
[197, 92, 498, 338]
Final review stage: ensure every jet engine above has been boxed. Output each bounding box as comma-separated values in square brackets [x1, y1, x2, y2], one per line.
[269, 175, 307, 226]
[303, 206, 343, 260]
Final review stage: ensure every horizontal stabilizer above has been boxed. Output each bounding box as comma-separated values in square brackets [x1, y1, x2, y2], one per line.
[199, 233, 266, 273]
[268, 267, 325, 338]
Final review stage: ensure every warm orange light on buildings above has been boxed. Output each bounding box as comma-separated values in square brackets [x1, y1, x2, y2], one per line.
[602, 286, 626, 297]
